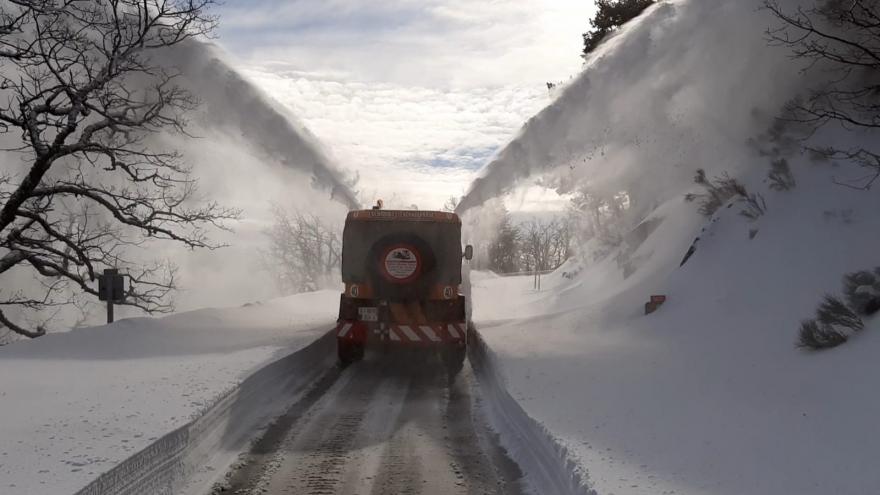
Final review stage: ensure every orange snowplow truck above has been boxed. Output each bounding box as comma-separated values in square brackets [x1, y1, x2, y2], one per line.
[335, 209, 473, 370]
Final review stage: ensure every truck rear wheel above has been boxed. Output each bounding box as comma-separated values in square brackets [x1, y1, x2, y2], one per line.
[338, 340, 364, 366]
[443, 346, 466, 377]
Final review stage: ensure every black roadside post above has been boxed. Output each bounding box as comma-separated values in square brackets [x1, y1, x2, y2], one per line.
[98, 268, 126, 324]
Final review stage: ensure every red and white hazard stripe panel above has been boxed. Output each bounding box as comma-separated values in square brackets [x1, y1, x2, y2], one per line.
[387, 323, 466, 343]
[337, 322, 355, 338]
[335, 321, 466, 344]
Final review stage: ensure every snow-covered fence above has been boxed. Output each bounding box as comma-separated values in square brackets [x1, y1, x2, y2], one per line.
[73, 330, 337, 495]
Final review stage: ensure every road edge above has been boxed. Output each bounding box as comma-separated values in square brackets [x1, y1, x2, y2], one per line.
[468, 326, 597, 495]
[72, 329, 337, 495]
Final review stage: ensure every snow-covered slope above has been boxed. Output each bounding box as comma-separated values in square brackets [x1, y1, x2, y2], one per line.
[0, 291, 339, 495]
[463, 0, 880, 494]
[473, 170, 880, 494]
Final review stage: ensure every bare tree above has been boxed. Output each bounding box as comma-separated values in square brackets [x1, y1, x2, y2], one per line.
[262, 207, 341, 294]
[765, 0, 880, 189]
[0, 1, 238, 338]
[521, 218, 571, 273]
[567, 186, 631, 257]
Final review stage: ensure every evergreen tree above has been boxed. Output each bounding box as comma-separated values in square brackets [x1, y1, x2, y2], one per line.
[489, 210, 521, 274]
[582, 0, 655, 58]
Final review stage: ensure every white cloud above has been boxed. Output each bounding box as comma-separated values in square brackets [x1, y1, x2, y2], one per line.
[215, 0, 596, 210]
[219, 0, 593, 88]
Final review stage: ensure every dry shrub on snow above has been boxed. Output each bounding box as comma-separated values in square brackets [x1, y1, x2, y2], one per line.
[686, 169, 766, 220]
[842, 269, 880, 316]
[798, 319, 849, 349]
[816, 295, 864, 332]
[768, 158, 796, 191]
[798, 295, 865, 350]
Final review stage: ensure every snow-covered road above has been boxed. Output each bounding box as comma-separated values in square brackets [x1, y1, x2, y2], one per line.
[218, 354, 527, 495]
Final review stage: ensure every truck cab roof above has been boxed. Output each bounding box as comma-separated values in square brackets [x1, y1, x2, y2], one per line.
[346, 209, 461, 224]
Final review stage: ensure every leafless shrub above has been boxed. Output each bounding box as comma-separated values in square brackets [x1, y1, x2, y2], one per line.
[816, 295, 864, 332]
[798, 319, 849, 349]
[687, 169, 767, 220]
[842, 269, 880, 316]
[261, 207, 341, 294]
[768, 158, 796, 191]
[739, 192, 767, 221]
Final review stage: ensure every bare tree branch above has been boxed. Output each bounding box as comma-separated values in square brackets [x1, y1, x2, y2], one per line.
[261, 207, 341, 295]
[765, 0, 880, 190]
[0, 1, 234, 338]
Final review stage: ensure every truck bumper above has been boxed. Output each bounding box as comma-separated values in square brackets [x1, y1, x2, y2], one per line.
[336, 320, 467, 347]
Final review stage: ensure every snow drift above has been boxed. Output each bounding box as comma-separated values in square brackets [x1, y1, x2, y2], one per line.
[0, 290, 340, 495]
[461, 0, 880, 494]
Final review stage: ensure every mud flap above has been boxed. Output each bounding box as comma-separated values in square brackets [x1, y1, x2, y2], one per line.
[336, 321, 367, 366]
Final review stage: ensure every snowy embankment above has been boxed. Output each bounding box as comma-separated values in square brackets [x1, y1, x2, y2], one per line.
[462, 0, 880, 493]
[0, 291, 339, 495]
[472, 170, 880, 495]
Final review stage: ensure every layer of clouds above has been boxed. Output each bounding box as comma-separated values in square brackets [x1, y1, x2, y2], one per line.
[214, 0, 596, 209]
[218, 0, 593, 88]
[241, 66, 548, 208]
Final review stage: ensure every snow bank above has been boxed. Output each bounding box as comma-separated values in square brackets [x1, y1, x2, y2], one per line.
[469, 327, 594, 495]
[0, 291, 339, 495]
[474, 174, 880, 495]
[463, 0, 880, 493]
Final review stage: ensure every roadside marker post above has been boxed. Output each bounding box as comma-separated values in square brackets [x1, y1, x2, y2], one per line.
[98, 268, 126, 324]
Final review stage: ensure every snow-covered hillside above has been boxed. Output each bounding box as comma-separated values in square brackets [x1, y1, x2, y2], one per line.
[472, 171, 880, 494]
[0, 291, 338, 495]
[461, 0, 880, 494]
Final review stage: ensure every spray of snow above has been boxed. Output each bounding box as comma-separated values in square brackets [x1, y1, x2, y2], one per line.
[457, 0, 808, 222]
[165, 41, 360, 210]
[1, 38, 360, 329]
[458, 1, 880, 494]
[131, 41, 361, 313]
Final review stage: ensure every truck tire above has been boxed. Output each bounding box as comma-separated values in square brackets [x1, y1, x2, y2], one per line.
[338, 340, 364, 366]
[443, 345, 466, 378]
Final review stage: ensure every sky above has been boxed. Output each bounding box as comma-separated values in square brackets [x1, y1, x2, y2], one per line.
[213, 0, 596, 210]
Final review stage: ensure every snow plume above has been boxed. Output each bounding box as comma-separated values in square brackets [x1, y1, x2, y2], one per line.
[457, 0, 810, 224]
[164, 41, 360, 210]
[129, 41, 360, 313]
[1, 38, 358, 332]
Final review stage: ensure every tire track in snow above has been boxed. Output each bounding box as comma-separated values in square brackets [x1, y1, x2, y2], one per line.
[220, 355, 527, 495]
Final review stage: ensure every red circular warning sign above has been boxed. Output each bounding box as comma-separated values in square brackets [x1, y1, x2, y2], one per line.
[380, 244, 421, 283]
